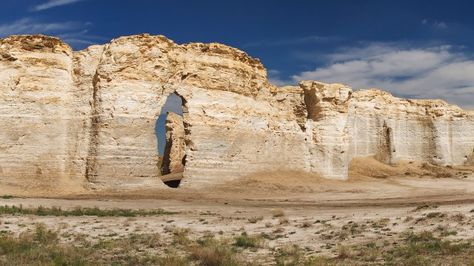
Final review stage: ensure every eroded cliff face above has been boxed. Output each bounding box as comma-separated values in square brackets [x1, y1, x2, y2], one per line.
[0, 36, 84, 191]
[0, 34, 473, 191]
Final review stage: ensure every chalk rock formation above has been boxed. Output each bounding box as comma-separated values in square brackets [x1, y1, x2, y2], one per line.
[301, 81, 352, 179]
[0, 34, 473, 191]
[162, 112, 185, 175]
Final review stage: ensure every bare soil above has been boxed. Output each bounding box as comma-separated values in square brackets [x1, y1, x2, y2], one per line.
[1, 157, 474, 264]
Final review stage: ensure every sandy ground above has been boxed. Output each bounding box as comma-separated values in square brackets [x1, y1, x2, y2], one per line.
[1, 192, 474, 264]
[1, 157, 474, 264]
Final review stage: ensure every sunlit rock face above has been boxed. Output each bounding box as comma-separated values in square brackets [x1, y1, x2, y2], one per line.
[0, 35, 85, 191]
[0, 34, 473, 191]
[162, 112, 185, 175]
[347, 89, 474, 168]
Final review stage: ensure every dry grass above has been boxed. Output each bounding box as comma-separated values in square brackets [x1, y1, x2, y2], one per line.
[188, 237, 241, 266]
[0, 205, 176, 217]
[233, 232, 263, 248]
[0, 224, 170, 265]
[1, 220, 473, 266]
[172, 228, 191, 245]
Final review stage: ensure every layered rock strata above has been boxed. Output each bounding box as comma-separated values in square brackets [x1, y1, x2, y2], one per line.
[0, 34, 473, 189]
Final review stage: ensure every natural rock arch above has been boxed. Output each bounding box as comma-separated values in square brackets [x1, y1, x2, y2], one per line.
[0, 34, 473, 193]
[158, 92, 187, 188]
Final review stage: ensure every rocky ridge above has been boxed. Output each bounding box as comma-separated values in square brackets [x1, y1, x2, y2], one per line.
[0, 34, 473, 190]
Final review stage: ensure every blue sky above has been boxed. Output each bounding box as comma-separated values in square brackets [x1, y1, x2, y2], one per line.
[1, 0, 474, 109]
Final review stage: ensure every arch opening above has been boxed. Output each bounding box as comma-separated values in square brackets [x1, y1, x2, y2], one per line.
[155, 92, 186, 188]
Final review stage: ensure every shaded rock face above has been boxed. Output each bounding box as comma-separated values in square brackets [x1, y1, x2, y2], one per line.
[467, 149, 474, 165]
[0, 34, 473, 190]
[162, 112, 185, 175]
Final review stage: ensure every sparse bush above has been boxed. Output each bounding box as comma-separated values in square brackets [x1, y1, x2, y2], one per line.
[128, 233, 161, 248]
[33, 223, 58, 244]
[411, 204, 438, 212]
[172, 228, 191, 246]
[371, 218, 390, 228]
[0, 224, 87, 265]
[158, 255, 189, 266]
[359, 242, 379, 262]
[301, 221, 312, 228]
[384, 231, 472, 264]
[451, 213, 466, 222]
[337, 245, 353, 259]
[275, 245, 303, 266]
[247, 216, 263, 223]
[303, 256, 333, 265]
[426, 212, 446, 219]
[339, 222, 364, 238]
[233, 232, 262, 248]
[189, 238, 240, 266]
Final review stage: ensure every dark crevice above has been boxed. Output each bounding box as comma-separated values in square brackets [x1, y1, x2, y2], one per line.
[163, 180, 181, 188]
[376, 121, 394, 164]
[303, 88, 322, 121]
[84, 71, 101, 182]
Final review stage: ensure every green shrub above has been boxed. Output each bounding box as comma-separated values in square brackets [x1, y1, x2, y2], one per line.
[233, 232, 262, 248]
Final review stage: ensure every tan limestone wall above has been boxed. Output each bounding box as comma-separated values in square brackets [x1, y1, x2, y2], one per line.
[0, 34, 473, 192]
[0, 36, 84, 189]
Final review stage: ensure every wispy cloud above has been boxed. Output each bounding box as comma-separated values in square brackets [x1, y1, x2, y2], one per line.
[31, 0, 85, 12]
[0, 18, 104, 49]
[243, 35, 339, 48]
[0, 18, 82, 36]
[57, 28, 106, 47]
[422, 19, 448, 30]
[292, 43, 474, 108]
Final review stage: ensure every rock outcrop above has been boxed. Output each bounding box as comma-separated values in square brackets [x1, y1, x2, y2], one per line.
[0, 34, 473, 190]
[162, 112, 185, 175]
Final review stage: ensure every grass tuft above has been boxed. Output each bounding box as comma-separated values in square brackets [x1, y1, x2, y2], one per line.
[189, 238, 240, 266]
[233, 232, 262, 248]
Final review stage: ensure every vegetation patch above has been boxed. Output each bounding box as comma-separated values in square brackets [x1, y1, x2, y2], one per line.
[233, 232, 263, 248]
[0, 205, 177, 217]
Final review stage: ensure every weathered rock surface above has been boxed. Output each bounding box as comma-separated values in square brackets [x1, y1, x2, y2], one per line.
[0, 34, 473, 191]
[162, 112, 185, 175]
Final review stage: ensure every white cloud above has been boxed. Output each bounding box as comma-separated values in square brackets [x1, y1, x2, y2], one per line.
[292, 43, 474, 108]
[267, 69, 292, 86]
[31, 0, 85, 12]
